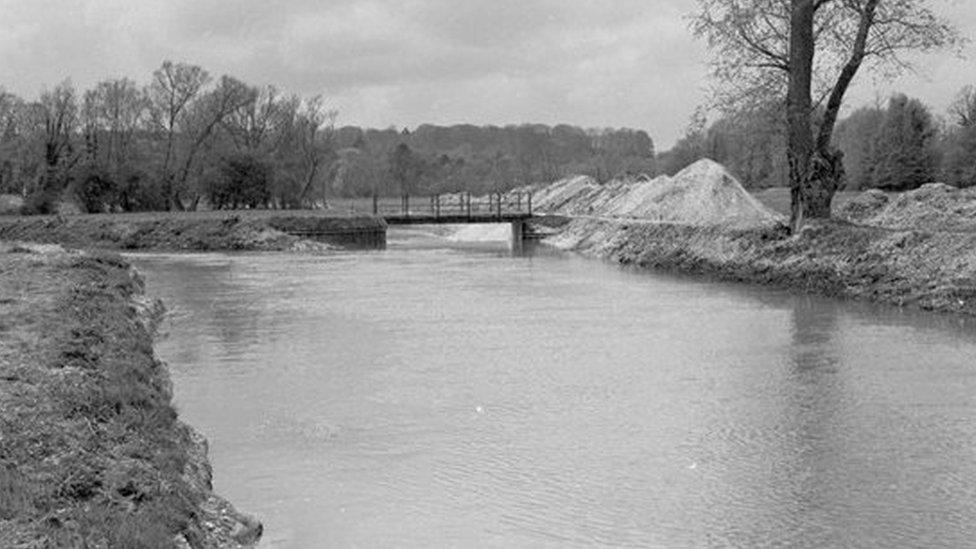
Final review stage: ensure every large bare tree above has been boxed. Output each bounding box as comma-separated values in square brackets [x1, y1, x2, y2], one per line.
[147, 61, 210, 209]
[173, 75, 254, 209]
[694, 0, 960, 230]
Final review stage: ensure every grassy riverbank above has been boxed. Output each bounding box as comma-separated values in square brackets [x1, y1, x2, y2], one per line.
[547, 218, 976, 315]
[0, 244, 260, 548]
[536, 161, 976, 317]
[0, 209, 386, 252]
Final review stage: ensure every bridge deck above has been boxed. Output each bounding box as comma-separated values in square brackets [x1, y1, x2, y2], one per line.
[338, 192, 536, 225]
[383, 213, 534, 225]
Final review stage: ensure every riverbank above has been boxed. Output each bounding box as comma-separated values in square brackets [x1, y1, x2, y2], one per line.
[0, 243, 261, 548]
[0, 209, 387, 252]
[536, 160, 976, 317]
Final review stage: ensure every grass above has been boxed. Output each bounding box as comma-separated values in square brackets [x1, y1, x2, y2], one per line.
[0, 248, 202, 547]
[0, 467, 36, 521]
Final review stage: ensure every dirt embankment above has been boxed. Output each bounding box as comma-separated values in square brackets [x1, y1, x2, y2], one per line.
[0, 210, 387, 252]
[538, 160, 976, 316]
[0, 244, 261, 548]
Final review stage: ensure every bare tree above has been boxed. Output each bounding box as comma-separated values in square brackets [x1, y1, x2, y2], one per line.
[147, 61, 210, 209]
[81, 78, 146, 176]
[694, 0, 960, 230]
[173, 75, 254, 209]
[223, 85, 281, 153]
[948, 85, 976, 128]
[29, 80, 80, 210]
[295, 96, 337, 207]
[0, 89, 28, 193]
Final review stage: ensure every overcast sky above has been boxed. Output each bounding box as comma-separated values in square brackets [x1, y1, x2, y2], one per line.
[1, 0, 974, 148]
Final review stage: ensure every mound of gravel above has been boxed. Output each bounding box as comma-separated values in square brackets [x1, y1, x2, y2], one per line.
[534, 159, 784, 229]
[839, 183, 976, 233]
[530, 175, 603, 215]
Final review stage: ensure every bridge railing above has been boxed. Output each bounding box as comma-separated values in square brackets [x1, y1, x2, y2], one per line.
[329, 192, 533, 219]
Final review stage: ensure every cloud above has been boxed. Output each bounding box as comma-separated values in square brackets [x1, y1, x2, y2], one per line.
[0, 0, 973, 147]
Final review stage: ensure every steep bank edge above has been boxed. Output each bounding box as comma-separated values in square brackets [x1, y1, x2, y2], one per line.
[0, 244, 261, 548]
[544, 218, 976, 316]
[0, 211, 387, 252]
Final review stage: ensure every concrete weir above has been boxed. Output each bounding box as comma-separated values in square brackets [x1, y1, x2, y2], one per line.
[510, 220, 525, 252]
[266, 214, 388, 248]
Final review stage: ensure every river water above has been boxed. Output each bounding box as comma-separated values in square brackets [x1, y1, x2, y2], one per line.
[131, 227, 976, 548]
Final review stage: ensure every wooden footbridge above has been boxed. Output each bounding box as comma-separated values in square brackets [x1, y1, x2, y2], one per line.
[303, 192, 541, 248]
[368, 192, 533, 225]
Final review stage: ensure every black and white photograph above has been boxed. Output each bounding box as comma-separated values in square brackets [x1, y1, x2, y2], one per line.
[2, 1, 976, 547]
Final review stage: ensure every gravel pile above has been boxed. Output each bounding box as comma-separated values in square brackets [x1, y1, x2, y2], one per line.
[534, 159, 784, 229]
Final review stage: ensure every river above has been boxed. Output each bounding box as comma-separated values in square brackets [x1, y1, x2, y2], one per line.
[130, 226, 976, 548]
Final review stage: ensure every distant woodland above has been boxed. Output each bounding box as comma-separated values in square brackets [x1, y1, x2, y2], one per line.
[0, 60, 974, 213]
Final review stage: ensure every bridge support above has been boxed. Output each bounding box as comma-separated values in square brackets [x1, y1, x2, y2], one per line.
[511, 220, 525, 253]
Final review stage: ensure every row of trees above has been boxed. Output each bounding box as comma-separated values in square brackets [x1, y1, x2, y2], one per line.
[0, 63, 657, 213]
[0, 61, 335, 213]
[659, 86, 976, 192]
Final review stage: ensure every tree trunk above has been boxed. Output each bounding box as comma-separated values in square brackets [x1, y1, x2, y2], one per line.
[787, 0, 816, 232]
[796, 0, 876, 223]
[787, 0, 876, 231]
[798, 148, 844, 218]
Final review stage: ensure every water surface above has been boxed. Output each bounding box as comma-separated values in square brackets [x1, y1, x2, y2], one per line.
[131, 227, 976, 548]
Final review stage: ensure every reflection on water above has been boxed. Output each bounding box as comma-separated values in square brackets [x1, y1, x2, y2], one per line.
[131, 228, 976, 548]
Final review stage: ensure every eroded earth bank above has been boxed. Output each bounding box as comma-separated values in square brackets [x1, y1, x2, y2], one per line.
[0, 243, 261, 548]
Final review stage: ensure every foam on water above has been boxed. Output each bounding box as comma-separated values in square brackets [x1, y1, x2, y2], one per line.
[447, 223, 512, 243]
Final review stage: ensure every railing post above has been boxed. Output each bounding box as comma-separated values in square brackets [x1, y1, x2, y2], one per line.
[404, 194, 409, 217]
[496, 192, 502, 219]
[517, 192, 522, 212]
[528, 192, 532, 215]
[435, 194, 440, 218]
[466, 192, 471, 220]
[372, 193, 378, 215]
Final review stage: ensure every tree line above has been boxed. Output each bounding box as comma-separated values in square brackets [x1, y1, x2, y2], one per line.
[659, 86, 976, 192]
[0, 62, 657, 213]
[0, 61, 335, 213]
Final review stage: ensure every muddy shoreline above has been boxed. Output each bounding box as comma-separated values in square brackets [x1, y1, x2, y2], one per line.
[0, 244, 261, 548]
